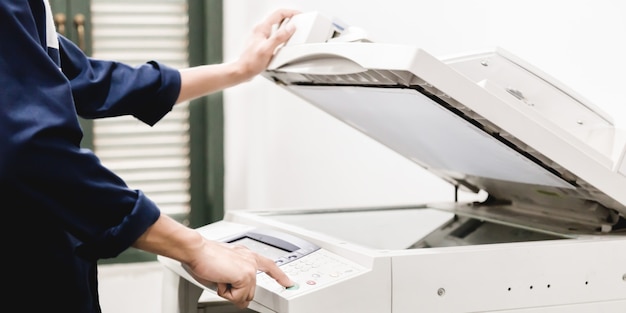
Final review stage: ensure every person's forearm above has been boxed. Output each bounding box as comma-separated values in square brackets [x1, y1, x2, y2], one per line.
[176, 62, 251, 104]
[132, 213, 204, 264]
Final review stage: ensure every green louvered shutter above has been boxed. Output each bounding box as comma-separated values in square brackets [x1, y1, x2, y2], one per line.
[91, 0, 191, 222]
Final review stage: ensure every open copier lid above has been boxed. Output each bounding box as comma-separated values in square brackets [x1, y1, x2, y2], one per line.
[262, 12, 626, 235]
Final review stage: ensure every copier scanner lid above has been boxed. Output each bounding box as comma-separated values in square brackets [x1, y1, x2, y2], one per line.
[262, 12, 626, 233]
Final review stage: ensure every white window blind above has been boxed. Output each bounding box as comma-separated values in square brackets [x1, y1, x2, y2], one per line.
[91, 0, 190, 216]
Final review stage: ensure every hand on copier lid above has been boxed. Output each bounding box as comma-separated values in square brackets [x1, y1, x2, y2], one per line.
[234, 9, 300, 79]
[176, 9, 300, 103]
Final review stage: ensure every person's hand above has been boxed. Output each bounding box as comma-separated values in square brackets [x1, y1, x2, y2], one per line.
[234, 9, 300, 80]
[132, 215, 291, 309]
[183, 239, 293, 309]
[174, 9, 300, 103]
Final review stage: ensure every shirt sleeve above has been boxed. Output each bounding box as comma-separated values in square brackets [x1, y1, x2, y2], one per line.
[58, 35, 182, 126]
[0, 2, 181, 261]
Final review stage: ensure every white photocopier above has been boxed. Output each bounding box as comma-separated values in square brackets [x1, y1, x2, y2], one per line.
[159, 12, 626, 313]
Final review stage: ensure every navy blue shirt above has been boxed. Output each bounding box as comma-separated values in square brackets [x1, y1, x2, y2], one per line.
[0, 1, 182, 311]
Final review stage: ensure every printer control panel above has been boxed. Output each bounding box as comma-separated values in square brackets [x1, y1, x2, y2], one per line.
[257, 248, 365, 296]
[219, 227, 366, 298]
[162, 221, 369, 311]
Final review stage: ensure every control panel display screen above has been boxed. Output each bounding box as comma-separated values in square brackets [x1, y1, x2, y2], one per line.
[231, 237, 290, 260]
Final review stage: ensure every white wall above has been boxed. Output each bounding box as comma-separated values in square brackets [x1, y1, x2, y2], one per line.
[223, 0, 626, 211]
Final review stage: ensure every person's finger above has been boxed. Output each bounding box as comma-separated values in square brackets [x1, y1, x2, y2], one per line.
[264, 9, 301, 29]
[254, 9, 300, 38]
[237, 300, 252, 309]
[247, 286, 255, 302]
[218, 281, 254, 309]
[269, 19, 296, 43]
[256, 255, 294, 287]
[216, 282, 229, 296]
